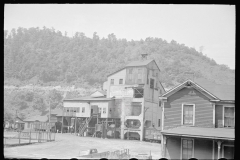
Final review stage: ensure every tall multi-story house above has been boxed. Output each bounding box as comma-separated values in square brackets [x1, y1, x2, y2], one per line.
[106, 58, 165, 141]
[159, 79, 235, 160]
[62, 58, 166, 141]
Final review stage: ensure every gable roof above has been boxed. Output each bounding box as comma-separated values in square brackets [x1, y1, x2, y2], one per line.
[194, 78, 235, 101]
[90, 90, 107, 97]
[125, 59, 154, 67]
[161, 79, 235, 101]
[107, 59, 160, 77]
[15, 117, 25, 123]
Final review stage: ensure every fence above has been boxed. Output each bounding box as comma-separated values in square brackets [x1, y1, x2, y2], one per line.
[81, 149, 130, 159]
[4, 130, 56, 147]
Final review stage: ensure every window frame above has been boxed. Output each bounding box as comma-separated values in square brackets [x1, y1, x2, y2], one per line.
[222, 144, 234, 159]
[181, 104, 195, 126]
[82, 107, 85, 113]
[181, 138, 194, 160]
[103, 108, 106, 114]
[129, 68, 133, 82]
[119, 79, 123, 84]
[110, 79, 114, 85]
[137, 68, 142, 83]
[150, 78, 154, 89]
[158, 119, 161, 127]
[223, 106, 235, 128]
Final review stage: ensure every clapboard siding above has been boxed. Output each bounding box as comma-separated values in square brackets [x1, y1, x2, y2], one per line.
[164, 87, 213, 128]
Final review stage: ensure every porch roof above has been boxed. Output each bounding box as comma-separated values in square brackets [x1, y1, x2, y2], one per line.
[161, 126, 234, 140]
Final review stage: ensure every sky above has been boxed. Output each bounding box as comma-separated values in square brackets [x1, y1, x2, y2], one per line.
[4, 4, 235, 69]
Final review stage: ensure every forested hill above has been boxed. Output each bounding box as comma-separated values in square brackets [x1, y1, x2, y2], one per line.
[4, 27, 235, 88]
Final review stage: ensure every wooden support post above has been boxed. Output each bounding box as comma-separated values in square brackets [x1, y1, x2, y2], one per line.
[217, 140, 223, 159]
[61, 108, 64, 134]
[29, 130, 31, 143]
[18, 131, 21, 144]
[75, 116, 77, 135]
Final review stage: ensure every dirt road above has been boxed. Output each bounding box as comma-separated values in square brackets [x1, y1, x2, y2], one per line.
[4, 133, 162, 159]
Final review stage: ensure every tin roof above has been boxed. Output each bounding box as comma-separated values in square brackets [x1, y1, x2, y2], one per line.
[107, 59, 160, 77]
[161, 126, 234, 140]
[24, 115, 48, 122]
[161, 79, 235, 101]
[125, 59, 155, 67]
[194, 78, 235, 101]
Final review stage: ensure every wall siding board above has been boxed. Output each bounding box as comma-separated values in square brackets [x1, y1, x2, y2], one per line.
[164, 87, 213, 128]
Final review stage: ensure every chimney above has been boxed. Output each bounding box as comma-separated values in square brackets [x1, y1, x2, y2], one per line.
[141, 54, 148, 60]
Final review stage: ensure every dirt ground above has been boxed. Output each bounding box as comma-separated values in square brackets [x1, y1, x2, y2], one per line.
[4, 133, 162, 159]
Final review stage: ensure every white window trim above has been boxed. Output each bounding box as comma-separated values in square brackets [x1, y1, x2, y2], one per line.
[181, 104, 195, 126]
[222, 106, 235, 128]
[181, 138, 195, 160]
[222, 144, 234, 158]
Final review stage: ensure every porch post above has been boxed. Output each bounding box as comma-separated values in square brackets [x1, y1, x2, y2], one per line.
[162, 135, 167, 158]
[61, 107, 64, 134]
[217, 140, 223, 159]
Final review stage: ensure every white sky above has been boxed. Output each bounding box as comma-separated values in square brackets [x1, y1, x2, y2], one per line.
[4, 4, 235, 69]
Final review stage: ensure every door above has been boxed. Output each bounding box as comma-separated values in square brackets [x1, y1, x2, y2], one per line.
[223, 146, 234, 159]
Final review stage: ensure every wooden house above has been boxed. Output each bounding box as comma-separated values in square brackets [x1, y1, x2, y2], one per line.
[159, 79, 235, 160]
[106, 59, 166, 141]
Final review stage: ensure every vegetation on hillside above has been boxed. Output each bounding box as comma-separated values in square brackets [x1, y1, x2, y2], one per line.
[4, 27, 235, 121]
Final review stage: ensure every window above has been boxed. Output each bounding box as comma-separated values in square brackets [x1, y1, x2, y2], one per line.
[150, 78, 154, 89]
[158, 119, 161, 127]
[182, 139, 194, 159]
[82, 107, 85, 113]
[182, 104, 195, 126]
[119, 79, 123, 84]
[224, 107, 235, 128]
[76, 107, 80, 113]
[129, 68, 133, 81]
[134, 88, 144, 98]
[98, 107, 102, 113]
[111, 79, 114, 85]
[159, 101, 162, 107]
[103, 108, 106, 114]
[28, 122, 30, 128]
[222, 145, 234, 159]
[138, 68, 142, 83]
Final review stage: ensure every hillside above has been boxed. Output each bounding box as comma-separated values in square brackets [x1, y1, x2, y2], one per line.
[4, 27, 235, 121]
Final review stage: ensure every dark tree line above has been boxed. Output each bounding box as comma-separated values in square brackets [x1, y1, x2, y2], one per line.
[4, 27, 235, 88]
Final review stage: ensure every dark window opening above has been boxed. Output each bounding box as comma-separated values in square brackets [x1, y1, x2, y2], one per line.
[111, 79, 114, 85]
[134, 88, 144, 98]
[150, 78, 154, 89]
[119, 79, 123, 84]
[183, 105, 193, 125]
[138, 68, 142, 83]
[158, 119, 161, 127]
[129, 68, 133, 81]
